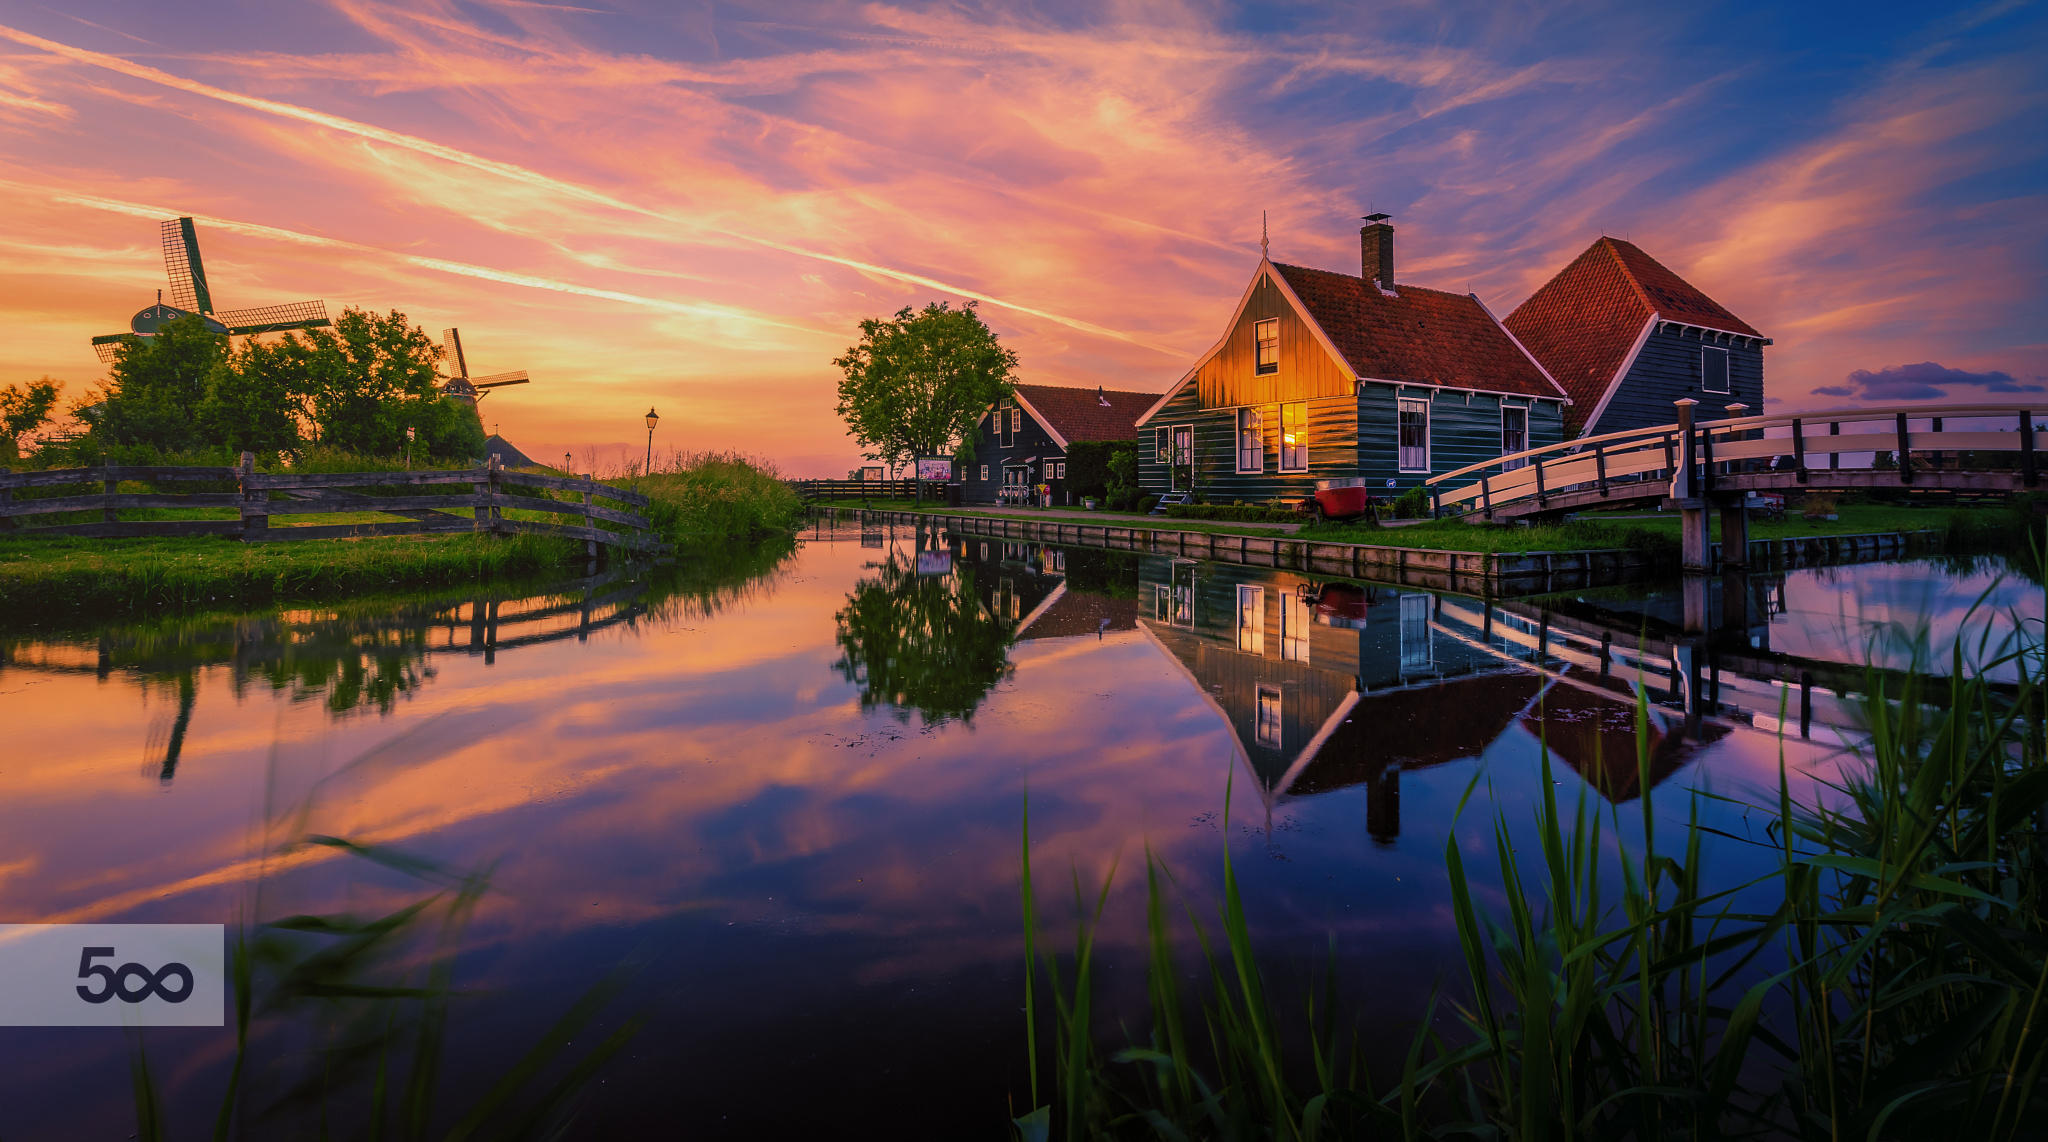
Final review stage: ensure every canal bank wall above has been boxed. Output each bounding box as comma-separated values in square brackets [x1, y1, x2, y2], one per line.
[839, 509, 1942, 596]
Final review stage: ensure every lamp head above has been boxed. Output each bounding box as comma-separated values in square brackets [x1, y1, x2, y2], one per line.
[645, 408, 660, 431]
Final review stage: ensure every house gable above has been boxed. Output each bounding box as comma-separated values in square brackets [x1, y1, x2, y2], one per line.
[1137, 260, 1356, 427]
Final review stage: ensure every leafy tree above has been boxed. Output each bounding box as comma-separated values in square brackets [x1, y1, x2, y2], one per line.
[299, 309, 447, 457]
[0, 377, 62, 461]
[833, 301, 1017, 486]
[199, 337, 309, 457]
[83, 315, 230, 453]
[832, 553, 1016, 724]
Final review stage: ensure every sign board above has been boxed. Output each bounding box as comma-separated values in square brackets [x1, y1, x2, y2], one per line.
[913, 456, 955, 483]
[859, 465, 886, 482]
[915, 550, 953, 576]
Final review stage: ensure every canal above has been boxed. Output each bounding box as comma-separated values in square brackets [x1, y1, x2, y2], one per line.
[0, 519, 2038, 1137]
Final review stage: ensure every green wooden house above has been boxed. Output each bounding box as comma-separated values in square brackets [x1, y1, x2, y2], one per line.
[1135, 217, 1569, 504]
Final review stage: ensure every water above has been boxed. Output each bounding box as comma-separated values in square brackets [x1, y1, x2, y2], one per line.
[0, 522, 2038, 1137]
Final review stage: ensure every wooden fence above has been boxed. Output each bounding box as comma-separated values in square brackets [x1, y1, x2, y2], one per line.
[0, 453, 660, 554]
[790, 479, 921, 501]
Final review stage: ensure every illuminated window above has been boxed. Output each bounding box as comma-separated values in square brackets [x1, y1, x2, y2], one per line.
[1279, 402, 1307, 472]
[1155, 426, 1171, 463]
[1254, 318, 1279, 375]
[1280, 591, 1310, 663]
[1701, 346, 1730, 394]
[980, 465, 988, 481]
[1398, 397, 1430, 473]
[1255, 686, 1283, 748]
[1236, 407, 1263, 473]
[1237, 584, 1265, 655]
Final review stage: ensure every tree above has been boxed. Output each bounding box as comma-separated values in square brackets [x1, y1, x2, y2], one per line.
[0, 378, 62, 461]
[299, 308, 446, 456]
[832, 554, 1016, 724]
[199, 336, 309, 457]
[833, 301, 1017, 488]
[85, 315, 230, 453]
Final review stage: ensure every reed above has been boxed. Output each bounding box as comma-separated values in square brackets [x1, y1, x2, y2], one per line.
[630, 451, 804, 545]
[1018, 569, 2047, 1139]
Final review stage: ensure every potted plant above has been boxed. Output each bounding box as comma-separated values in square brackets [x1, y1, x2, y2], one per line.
[1082, 496, 1099, 510]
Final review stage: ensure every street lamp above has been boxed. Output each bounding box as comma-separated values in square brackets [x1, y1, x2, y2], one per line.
[644, 407, 659, 473]
[563, 451, 572, 475]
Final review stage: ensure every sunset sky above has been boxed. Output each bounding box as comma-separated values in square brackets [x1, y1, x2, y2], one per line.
[0, 0, 2042, 475]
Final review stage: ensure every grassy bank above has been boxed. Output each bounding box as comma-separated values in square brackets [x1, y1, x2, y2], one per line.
[636, 451, 805, 545]
[1018, 591, 2048, 1139]
[0, 531, 578, 624]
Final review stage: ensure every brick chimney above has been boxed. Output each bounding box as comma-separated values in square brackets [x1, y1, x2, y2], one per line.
[1360, 213, 1394, 288]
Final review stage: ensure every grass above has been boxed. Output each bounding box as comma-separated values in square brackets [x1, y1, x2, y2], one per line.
[632, 451, 805, 545]
[1018, 565, 2048, 1138]
[0, 530, 579, 624]
[1300, 515, 1681, 555]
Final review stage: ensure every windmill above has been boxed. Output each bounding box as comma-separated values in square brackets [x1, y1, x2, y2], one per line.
[435, 327, 531, 406]
[91, 217, 332, 364]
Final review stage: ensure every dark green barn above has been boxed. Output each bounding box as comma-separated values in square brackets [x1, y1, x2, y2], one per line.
[1135, 218, 1570, 505]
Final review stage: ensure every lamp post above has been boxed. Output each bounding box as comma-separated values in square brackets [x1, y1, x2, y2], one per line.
[564, 451, 572, 475]
[644, 407, 659, 473]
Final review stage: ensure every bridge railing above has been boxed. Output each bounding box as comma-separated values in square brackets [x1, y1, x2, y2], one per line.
[1425, 403, 2044, 518]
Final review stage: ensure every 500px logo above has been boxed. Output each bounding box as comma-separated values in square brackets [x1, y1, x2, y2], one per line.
[0, 924, 222, 1027]
[75, 946, 195, 1004]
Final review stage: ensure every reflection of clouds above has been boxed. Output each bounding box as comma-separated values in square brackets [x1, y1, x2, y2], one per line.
[1767, 558, 2042, 680]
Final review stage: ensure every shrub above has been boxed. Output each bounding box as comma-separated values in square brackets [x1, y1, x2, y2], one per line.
[1165, 504, 1301, 523]
[637, 452, 803, 545]
[1390, 485, 1431, 519]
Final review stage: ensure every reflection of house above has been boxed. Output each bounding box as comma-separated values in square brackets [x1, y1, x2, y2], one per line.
[948, 536, 1140, 642]
[1516, 683, 1692, 801]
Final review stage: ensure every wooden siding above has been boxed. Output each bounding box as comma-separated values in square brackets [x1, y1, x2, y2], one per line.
[1195, 272, 1354, 408]
[1354, 385, 1567, 493]
[961, 399, 1067, 504]
[1591, 327, 1764, 435]
[1136, 384, 1358, 501]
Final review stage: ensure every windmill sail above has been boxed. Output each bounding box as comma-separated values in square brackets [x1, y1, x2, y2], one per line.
[470, 370, 530, 388]
[217, 301, 330, 335]
[440, 329, 468, 380]
[161, 217, 213, 315]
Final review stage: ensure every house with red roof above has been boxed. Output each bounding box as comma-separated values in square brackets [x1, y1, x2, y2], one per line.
[1134, 216, 1570, 504]
[963, 382, 1153, 505]
[1506, 237, 1770, 438]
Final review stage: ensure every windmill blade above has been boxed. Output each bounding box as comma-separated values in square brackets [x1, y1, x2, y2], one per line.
[217, 300, 331, 335]
[470, 371, 529, 388]
[441, 328, 468, 379]
[91, 333, 137, 364]
[161, 217, 214, 315]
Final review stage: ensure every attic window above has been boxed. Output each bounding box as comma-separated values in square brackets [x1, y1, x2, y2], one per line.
[1254, 318, 1279, 375]
[1701, 346, 1730, 394]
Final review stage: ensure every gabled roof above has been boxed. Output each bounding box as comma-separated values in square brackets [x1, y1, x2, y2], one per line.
[1506, 237, 1766, 434]
[1270, 263, 1566, 399]
[1011, 383, 1155, 448]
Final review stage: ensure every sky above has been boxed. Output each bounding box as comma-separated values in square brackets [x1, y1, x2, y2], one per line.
[0, 0, 2042, 476]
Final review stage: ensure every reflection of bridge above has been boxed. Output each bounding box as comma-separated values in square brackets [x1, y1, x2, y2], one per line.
[1426, 402, 2043, 571]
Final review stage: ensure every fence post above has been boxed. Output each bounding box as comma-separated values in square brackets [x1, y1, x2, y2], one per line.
[582, 473, 597, 559]
[1791, 418, 1807, 483]
[238, 451, 267, 542]
[473, 459, 493, 533]
[1594, 444, 1609, 496]
[102, 452, 117, 524]
[1829, 421, 1840, 470]
[1895, 413, 1914, 485]
[0, 466, 13, 532]
[1674, 399, 1698, 498]
[2022, 410, 2038, 488]
[489, 454, 504, 532]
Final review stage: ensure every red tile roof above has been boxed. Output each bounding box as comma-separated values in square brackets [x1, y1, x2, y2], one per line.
[1270, 263, 1564, 399]
[1505, 237, 1763, 434]
[1013, 383, 1155, 444]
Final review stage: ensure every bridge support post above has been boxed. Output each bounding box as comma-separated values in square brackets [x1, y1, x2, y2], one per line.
[1719, 499, 1750, 568]
[1681, 506, 1711, 572]
[1683, 575, 1712, 635]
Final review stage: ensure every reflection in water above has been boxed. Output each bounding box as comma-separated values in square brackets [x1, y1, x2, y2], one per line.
[0, 519, 2037, 1138]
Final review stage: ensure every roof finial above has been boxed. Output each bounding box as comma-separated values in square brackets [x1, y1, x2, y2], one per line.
[1260, 210, 1269, 259]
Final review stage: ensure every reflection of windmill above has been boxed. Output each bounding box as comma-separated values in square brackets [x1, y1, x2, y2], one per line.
[435, 328, 530, 406]
[91, 217, 332, 363]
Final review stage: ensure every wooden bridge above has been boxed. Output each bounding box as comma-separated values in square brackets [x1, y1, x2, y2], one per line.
[0, 453, 661, 555]
[1425, 402, 2043, 570]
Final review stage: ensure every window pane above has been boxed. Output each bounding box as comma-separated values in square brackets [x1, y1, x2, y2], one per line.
[1254, 318, 1279, 375]
[1255, 686, 1283, 749]
[1237, 407, 1262, 472]
[1280, 402, 1307, 471]
[1398, 398, 1430, 471]
[1399, 593, 1433, 673]
[1702, 347, 1730, 393]
[1501, 406, 1528, 470]
[1236, 584, 1264, 655]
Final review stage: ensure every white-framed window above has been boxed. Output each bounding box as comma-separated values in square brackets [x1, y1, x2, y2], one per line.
[1255, 685, 1283, 749]
[1153, 583, 1173, 622]
[1254, 318, 1279, 376]
[1399, 593, 1433, 673]
[980, 465, 989, 481]
[1701, 346, 1730, 394]
[1236, 407, 1263, 473]
[1501, 405, 1528, 470]
[1010, 408, 1023, 435]
[1280, 590, 1310, 663]
[1279, 402, 1308, 472]
[1054, 461, 1065, 479]
[1173, 426, 1193, 465]
[1170, 562, 1195, 626]
[1155, 426, 1171, 464]
[1398, 397, 1431, 473]
[1236, 584, 1265, 655]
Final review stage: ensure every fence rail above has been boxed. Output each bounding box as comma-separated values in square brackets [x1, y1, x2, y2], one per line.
[790, 479, 920, 501]
[1424, 403, 2045, 519]
[0, 453, 662, 554]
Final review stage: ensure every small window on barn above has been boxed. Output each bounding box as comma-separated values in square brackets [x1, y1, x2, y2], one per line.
[1398, 397, 1431, 473]
[1701, 346, 1730, 394]
[1278, 402, 1308, 472]
[1236, 407, 1263, 473]
[1011, 408, 1023, 435]
[1155, 426, 1171, 463]
[980, 465, 988, 482]
[1254, 318, 1279, 375]
[1501, 406, 1529, 470]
